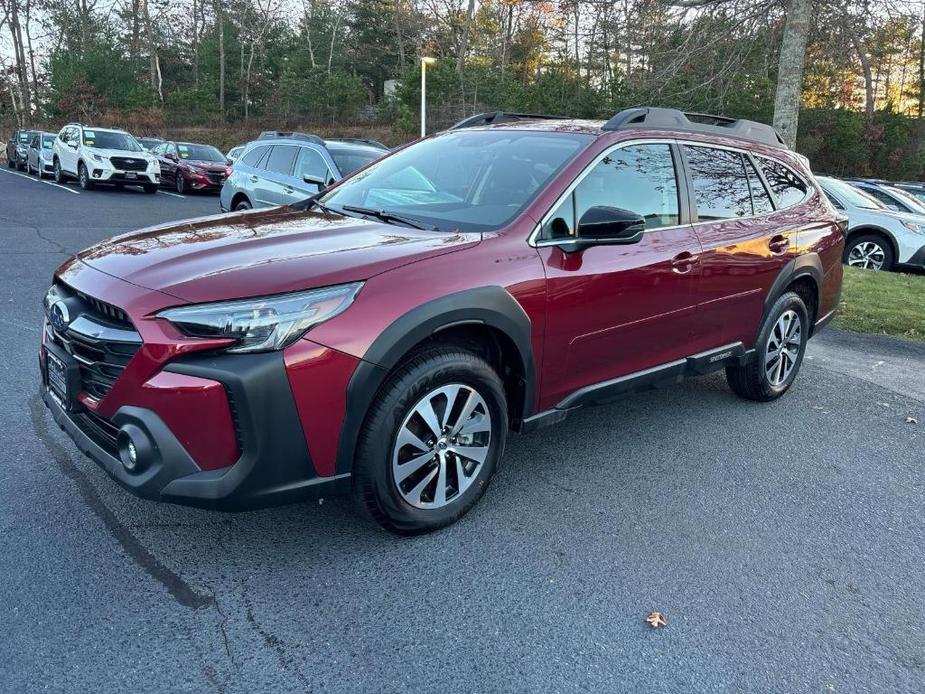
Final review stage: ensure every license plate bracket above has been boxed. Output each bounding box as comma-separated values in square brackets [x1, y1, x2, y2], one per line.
[43, 341, 82, 411]
[125, 172, 138, 179]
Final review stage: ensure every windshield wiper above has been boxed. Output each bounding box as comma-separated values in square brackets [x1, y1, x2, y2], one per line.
[289, 189, 337, 218]
[340, 204, 439, 231]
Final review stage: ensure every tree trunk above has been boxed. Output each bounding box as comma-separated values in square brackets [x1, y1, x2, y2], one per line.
[456, 0, 477, 101]
[849, 29, 875, 121]
[216, 0, 225, 118]
[772, 0, 812, 149]
[919, 3, 925, 118]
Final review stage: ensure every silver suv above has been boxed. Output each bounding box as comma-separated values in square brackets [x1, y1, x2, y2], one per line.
[219, 132, 387, 211]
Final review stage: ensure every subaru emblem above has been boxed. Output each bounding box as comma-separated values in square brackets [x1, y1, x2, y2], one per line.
[50, 300, 70, 332]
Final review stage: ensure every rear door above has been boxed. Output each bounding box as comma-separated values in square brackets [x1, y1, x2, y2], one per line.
[683, 145, 805, 352]
[254, 145, 298, 207]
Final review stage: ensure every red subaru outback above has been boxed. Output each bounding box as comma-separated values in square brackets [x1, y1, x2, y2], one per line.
[40, 108, 844, 533]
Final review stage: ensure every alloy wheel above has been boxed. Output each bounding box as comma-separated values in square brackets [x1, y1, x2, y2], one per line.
[765, 310, 802, 387]
[847, 241, 885, 270]
[391, 384, 492, 509]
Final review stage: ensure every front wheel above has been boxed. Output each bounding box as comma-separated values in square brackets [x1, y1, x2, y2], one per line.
[844, 234, 894, 271]
[175, 175, 185, 194]
[353, 346, 508, 534]
[726, 291, 809, 402]
[53, 159, 64, 183]
[78, 163, 94, 190]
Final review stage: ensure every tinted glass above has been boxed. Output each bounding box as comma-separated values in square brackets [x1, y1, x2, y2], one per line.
[177, 143, 225, 162]
[294, 147, 329, 181]
[685, 145, 752, 220]
[241, 145, 269, 168]
[824, 192, 844, 209]
[18, 132, 30, 142]
[321, 130, 592, 233]
[745, 157, 775, 215]
[42, 135, 55, 148]
[757, 156, 807, 208]
[265, 145, 297, 175]
[819, 178, 884, 209]
[887, 185, 925, 213]
[328, 147, 382, 176]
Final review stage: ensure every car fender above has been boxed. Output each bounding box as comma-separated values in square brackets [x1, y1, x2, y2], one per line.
[334, 286, 536, 475]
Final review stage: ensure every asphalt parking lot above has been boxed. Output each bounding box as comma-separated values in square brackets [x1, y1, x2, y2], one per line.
[1, 167, 924, 693]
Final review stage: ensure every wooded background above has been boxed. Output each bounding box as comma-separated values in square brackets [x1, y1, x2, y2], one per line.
[2, 0, 925, 178]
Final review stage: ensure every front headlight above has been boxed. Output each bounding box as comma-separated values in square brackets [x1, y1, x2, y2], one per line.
[89, 152, 105, 163]
[150, 159, 161, 172]
[900, 220, 925, 235]
[157, 283, 363, 353]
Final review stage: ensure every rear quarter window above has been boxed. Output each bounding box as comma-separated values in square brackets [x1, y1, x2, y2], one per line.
[240, 145, 270, 168]
[756, 156, 809, 208]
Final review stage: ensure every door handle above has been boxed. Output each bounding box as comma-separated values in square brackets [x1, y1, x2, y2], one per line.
[670, 251, 699, 274]
[249, 175, 259, 183]
[284, 186, 294, 194]
[768, 234, 790, 254]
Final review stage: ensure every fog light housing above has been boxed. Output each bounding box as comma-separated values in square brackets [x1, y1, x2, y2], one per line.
[117, 424, 153, 473]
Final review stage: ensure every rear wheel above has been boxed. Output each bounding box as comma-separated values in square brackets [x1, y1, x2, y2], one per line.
[726, 291, 809, 402]
[353, 346, 508, 534]
[844, 234, 894, 271]
[78, 162, 94, 190]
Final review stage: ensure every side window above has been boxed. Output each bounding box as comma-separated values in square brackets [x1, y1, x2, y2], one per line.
[862, 186, 904, 211]
[824, 192, 844, 210]
[240, 145, 269, 168]
[294, 147, 330, 182]
[757, 156, 808, 208]
[541, 143, 679, 239]
[684, 145, 752, 221]
[265, 145, 298, 176]
[744, 157, 775, 215]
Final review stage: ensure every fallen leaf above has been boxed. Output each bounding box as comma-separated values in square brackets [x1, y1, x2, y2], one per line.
[906, 417, 918, 424]
[646, 611, 667, 628]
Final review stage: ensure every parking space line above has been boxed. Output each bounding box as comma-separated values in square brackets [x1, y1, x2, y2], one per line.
[41, 180, 80, 195]
[160, 191, 185, 199]
[0, 168, 38, 182]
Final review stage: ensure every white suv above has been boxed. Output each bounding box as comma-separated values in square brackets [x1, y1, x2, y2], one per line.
[53, 124, 160, 193]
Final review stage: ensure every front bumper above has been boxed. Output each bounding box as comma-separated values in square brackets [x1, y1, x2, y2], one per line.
[90, 166, 159, 185]
[41, 349, 351, 511]
[901, 244, 925, 269]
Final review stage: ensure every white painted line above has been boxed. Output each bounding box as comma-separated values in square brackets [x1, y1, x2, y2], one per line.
[160, 191, 185, 199]
[0, 167, 38, 182]
[42, 180, 80, 195]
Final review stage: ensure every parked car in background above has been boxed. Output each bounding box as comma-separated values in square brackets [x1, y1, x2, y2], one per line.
[817, 176, 925, 271]
[6, 129, 32, 168]
[8, 129, 35, 170]
[220, 132, 388, 211]
[27, 131, 57, 178]
[226, 145, 245, 163]
[53, 124, 161, 192]
[136, 136, 164, 152]
[152, 140, 231, 194]
[41, 107, 843, 533]
[848, 180, 925, 216]
[893, 182, 925, 203]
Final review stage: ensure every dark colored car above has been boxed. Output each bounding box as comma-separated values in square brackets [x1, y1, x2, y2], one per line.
[152, 141, 231, 194]
[40, 107, 844, 534]
[7, 129, 34, 169]
[136, 136, 165, 152]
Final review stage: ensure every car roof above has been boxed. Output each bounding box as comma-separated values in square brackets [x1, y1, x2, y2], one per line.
[323, 140, 387, 155]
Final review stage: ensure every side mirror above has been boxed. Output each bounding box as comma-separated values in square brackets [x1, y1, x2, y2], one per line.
[165, 153, 177, 161]
[887, 204, 900, 211]
[303, 174, 325, 188]
[555, 206, 646, 253]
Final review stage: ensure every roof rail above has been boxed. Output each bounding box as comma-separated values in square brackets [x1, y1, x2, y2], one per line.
[602, 107, 787, 149]
[449, 111, 568, 130]
[257, 131, 325, 146]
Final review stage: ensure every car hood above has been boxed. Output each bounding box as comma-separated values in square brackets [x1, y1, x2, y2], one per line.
[77, 206, 480, 304]
[180, 159, 228, 170]
[89, 148, 154, 161]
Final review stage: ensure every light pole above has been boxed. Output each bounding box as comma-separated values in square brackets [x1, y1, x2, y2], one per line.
[420, 57, 436, 138]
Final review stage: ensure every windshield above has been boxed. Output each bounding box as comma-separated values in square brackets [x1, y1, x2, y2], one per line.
[41, 135, 55, 148]
[885, 185, 925, 214]
[328, 148, 383, 176]
[320, 130, 593, 232]
[820, 178, 885, 210]
[84, 130, 143, 151]
[178, 143, 225, 162]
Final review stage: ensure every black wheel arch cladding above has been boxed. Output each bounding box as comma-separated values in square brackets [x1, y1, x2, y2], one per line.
[335, 286, 536, 476]
[763, 254, 822, 324]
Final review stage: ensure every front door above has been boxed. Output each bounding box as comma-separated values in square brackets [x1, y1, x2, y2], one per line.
[256, 145, 299, 207]
[538, 142, 703, 407]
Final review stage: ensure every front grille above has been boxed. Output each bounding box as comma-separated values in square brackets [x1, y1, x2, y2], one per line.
[110, 156, 147, 172]
[206, 172, 225, 185]
[46, 284, 141, 400]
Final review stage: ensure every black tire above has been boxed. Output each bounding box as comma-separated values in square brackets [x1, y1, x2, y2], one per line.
[233, 198, 252, 211]
[143, 183, 158, 194]
[15, 157, 25, 171]
[53, 159, 64, 184]
[175, 174, 185, 194]
[353, 345, 508, 534]
[78, 162, 94, 190]
[726, 291, 809, 402]
[114, 183, 124, 190]
[843, 233, 894, 272]
[6, 156, 13, 168]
